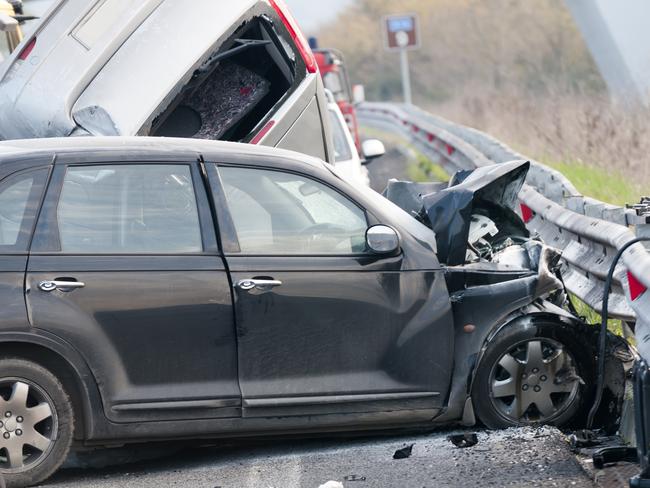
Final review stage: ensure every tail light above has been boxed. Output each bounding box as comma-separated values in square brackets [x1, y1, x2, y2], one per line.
[18, 37, 36, 61]
[628, 271, 647, 301]
[520, 203, 534, 223]
[269, 0, 318, 73]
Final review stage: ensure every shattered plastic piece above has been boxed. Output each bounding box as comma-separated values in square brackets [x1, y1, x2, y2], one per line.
[447, 432, 479, 448]
[392, 444, 414, 459]
[318, 482, 344, 488]
[343, 475, 366, 482]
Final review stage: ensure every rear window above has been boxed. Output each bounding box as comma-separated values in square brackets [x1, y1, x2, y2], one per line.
[151, 15, 304, 142]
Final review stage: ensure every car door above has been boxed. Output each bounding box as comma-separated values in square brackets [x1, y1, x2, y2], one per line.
[206, 163, 454, 418]
[25, 159, 240, 422]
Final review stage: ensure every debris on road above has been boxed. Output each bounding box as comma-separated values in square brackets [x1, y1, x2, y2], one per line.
[447, 433, 479, 448]
[343, 474, 366, 482]
[318, 481, 344, 488]
[392, 444, 414, 459]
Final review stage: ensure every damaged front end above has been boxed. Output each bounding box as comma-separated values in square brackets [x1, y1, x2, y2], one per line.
[384, 160, 631, 429]
[384, 160, 565, 306]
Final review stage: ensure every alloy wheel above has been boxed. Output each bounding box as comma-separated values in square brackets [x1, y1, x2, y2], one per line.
[0, 379, 58, 473]
[488, 339, 580, 424]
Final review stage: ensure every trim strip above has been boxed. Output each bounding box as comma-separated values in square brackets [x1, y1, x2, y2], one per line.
[243, 391, 439, 408]
[112, 398, 241, 412]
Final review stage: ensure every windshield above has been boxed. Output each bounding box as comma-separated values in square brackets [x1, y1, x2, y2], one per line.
[327, 108, 353, 162]
[328, 165, 438, 251]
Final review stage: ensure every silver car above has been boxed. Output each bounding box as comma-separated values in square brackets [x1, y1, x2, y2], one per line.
[0, 0, 334, 161]
[325, 89, 384, 187]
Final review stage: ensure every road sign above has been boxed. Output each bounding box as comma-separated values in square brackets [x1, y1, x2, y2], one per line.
[382, 13, 419, 104]
[383, 13, 419, 51]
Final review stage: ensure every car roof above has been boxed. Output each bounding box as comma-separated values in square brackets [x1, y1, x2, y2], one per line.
[0, 137, 329, 171]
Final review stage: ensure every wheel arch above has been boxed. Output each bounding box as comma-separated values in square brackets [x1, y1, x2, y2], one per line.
[460, 304, 590, 424]
[0, 332, 105, 441]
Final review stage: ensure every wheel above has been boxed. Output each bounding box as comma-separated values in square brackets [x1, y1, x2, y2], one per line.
[472, 318, 595, 429]
[0, 358, 74, 488]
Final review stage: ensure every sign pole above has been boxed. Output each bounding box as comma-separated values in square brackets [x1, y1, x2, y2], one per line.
[383, 14, 419, 105]
[399, 46, 412, 105]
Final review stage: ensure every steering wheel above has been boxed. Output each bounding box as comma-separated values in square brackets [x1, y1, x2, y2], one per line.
[298, 223, 351, 252]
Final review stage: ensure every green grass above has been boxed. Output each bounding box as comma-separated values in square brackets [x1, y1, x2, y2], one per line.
[539, 157, 642, 206]
[569, 294, 627, 339]
[407, 153, 449, 183]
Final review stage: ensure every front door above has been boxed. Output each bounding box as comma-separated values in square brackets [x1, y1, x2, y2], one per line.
[25, 161, 240, 422]
[208, 164, 453, 417]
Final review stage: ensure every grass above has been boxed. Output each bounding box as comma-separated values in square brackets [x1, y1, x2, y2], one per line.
[538, 157, 643, 206]
[569, 294, 627, 339]
[407, 153, 449, 183]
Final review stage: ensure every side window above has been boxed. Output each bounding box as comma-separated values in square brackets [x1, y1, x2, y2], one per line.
[0, 168, 47, 251]
[219, 166, 368, 255]
[56, 165, 202, 254]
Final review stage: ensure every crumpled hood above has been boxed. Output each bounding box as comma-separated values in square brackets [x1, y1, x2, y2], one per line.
[384, 160, 530, 265]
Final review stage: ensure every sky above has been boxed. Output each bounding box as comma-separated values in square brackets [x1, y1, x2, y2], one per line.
[285, 0, 353, 34]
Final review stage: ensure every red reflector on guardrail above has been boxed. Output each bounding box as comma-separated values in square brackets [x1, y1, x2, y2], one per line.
[18, 37, 36, 61]
[427, 133, 435, 142]
[250, 120, 275, 144]
[628, 271, 647, 300]
[520, 203, 534, 223]
[446, 144, 455, 156]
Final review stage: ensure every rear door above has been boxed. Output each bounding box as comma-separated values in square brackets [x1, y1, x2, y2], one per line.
[25, 159, 240, 422]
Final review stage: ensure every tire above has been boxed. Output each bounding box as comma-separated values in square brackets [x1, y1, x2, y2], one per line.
[0, 358, 74, 488]
[471, 317, 596, 429]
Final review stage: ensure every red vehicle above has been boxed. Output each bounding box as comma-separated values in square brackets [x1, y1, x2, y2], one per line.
[312, 46, 362, 153]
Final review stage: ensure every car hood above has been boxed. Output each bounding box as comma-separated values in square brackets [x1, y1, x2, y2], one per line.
[384, 160, 530, 265]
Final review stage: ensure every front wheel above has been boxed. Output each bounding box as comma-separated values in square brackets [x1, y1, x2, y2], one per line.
[0, 358, 74, 488]
[472, 318, 595, 429]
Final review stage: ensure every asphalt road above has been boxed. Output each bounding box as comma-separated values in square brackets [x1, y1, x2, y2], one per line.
[45, 427, 593, 488]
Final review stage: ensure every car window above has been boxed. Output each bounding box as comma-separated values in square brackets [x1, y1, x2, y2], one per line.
[219, 166, 367, 255]
[328, 109, 353, 162]
[0, 169, 47, 250]
[56, 165, 202, 254]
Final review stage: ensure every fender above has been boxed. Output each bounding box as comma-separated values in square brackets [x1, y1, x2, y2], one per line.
[0, 329, 108, 440]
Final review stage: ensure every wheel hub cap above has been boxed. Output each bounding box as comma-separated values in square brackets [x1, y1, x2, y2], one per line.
[0, 380, 57, 473]
[3, 418, 16, 433]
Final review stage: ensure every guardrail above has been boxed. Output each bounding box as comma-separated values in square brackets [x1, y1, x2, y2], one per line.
[358, 102, 650, 360]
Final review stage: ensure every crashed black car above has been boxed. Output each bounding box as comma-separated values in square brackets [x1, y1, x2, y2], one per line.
[0, 138, 627, 487]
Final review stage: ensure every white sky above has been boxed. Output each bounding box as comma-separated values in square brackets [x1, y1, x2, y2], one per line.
[285, 0, 353, 35]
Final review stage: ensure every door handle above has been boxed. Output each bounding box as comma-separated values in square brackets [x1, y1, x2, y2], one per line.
[236, 279, 282, 291]
[38, 280, 85, 292]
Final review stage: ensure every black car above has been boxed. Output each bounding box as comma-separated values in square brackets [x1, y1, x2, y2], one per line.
[0, 137, 618, 487]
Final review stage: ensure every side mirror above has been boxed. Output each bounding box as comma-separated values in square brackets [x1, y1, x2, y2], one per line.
[366, 225, 399, 254]
[361, 139, 385, 164]
[352, 84, 365, 104]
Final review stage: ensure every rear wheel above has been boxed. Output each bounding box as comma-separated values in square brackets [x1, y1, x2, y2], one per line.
[0, 359, 73, 488]
[472, 318, 595, 429]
